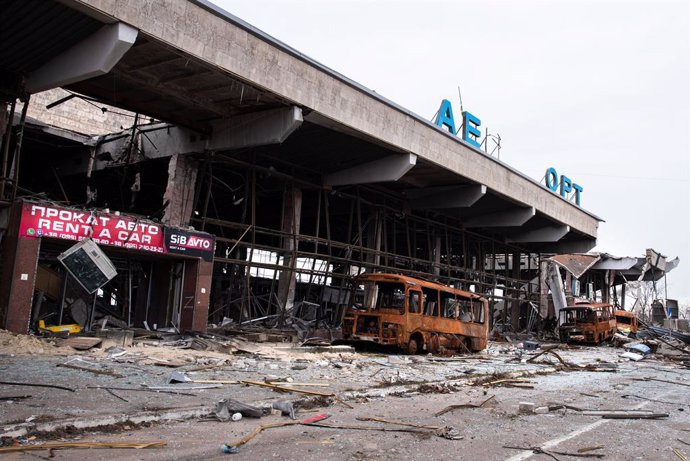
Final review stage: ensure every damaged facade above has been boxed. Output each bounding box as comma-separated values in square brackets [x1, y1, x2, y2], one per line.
[2, 0, 672, 343]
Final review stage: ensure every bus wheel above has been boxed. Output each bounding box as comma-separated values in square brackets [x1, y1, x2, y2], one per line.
[406, 338, 419, 355]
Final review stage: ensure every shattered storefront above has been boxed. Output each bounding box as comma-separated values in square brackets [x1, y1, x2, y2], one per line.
[0, 201, 215, 334]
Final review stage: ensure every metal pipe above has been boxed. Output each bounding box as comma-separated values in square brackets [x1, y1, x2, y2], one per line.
[57, 270, 69, 325]
[127, 261, 132, 327]
[10, 94, 30, 201]
[144, 263, 153, 326]
[0, 99, 16, 200]
[87, 291, 98, 332]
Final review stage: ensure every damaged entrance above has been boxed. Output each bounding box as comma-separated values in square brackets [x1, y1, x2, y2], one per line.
[0, 201, 214, 334]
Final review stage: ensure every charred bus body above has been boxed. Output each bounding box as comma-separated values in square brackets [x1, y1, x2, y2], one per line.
[614, 309, 639, 336]
[341, 273, 489, 354]
[558, 303, 617, 344]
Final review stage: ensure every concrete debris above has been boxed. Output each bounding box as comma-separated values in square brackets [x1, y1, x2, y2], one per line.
[1, 336, 688, 459]
[272, 401, 296, 419]
[214, 399, 264, 421]
[518, 402, 535, 414]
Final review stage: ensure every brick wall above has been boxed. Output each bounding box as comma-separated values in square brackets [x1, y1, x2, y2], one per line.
[16, 88, 138, 136]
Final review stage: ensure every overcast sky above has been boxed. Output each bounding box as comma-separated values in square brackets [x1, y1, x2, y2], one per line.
[212, 0, 690, 304]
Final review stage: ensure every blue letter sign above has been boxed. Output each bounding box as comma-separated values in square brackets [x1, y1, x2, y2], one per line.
[435, 99, 456, 135]
[545, 167, 559, 192]
[462, 111, 481, 149]
[545, 167, 583, 207]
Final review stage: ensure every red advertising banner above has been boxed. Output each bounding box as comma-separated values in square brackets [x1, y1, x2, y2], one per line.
[19, 203, 166, 253]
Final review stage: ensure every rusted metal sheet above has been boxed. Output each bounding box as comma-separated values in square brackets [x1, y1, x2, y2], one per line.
[547, 253, 601, 279]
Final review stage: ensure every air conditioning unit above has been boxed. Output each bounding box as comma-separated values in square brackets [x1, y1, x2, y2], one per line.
[58, 238, 117, 294]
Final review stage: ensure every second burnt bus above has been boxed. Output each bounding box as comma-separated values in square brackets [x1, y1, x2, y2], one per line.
[558, 302, 617, 344]
[341, 273, 489, 354]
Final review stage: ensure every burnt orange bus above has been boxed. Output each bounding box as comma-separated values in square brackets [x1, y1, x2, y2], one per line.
[614, 309, 639, 336]
[558, 302, 617, 344]
[341, 273, 489, 354]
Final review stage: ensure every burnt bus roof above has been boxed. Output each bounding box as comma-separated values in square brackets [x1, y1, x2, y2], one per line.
[354, 272, 484, 301]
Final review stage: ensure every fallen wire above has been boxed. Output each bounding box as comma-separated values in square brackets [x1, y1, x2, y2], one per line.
[621, 394, 684, 406]
[435, 395, 496, 416]
[527, 348, 571, 368]
[633, 377, 690, 388]
[678, 439, 690, 447]
[87, 385, 197, 397]
[0, 395, 31, 401]
[104, 388, 129, 402]
[355, 416, 441, 430]
[504, 445, 561, 461]
[307, 422, 462, 440]
[0, 441, 166, 453]
[57, 362, 123, 378]
[0, 381, 75, 392]
[504, 445, 605, 460]
[526, 345, 560, 363]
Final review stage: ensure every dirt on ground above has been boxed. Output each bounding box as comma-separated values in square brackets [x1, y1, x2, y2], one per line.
[1, 332, 689, 460]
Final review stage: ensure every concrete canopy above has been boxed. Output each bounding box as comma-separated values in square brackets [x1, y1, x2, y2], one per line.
[2, 0, 602, 252]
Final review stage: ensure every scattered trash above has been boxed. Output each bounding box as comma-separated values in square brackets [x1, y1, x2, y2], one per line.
[272, 401, 296, 419]
[434, 395, 496, 416]
[60, 337, 102, 350]
[504, 445, 604, 459]
[519, 402, 535, 414]
[0, 381, 75, 392]
[57, 358, 123, 377]
[231, 412, 242, 422]
[223, 413, 331, 454]
[523, 340, 539, 351]
[144, 384, 222, 391]
[621, 351, 645, 361]
[0, 441, 166, 453]
[169, 371, 238, 385]
[215, 399, 265, 421]
[106, 346, 127, 358]
[673, 448, 688, 461]
[625, 343, 651, 355]
[579, 410, 668, 419]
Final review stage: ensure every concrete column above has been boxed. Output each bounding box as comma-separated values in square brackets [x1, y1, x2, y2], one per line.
[511, 251, 521, 330]
[179, 258, 213, 332]
[433, 235, 442, 277]
[539, 260, 551, 318]
[163, 154, 198, 227]
[365, 209, 382, 268]
[602, 270, 611, 303]
[0, 203, 40, 333]
[564, 272, 574, 305]
[276, 185, 302, 313]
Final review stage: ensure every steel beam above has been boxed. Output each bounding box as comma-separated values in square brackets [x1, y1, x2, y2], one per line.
[408, 184, 486, 209]
[506, 225, 570, 243]
[324, 153, 417, 186]
[26, 23, 138, 93]
[464, 207, 536, 228]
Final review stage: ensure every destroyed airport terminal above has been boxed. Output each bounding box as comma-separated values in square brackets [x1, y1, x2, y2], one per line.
[0, 0, 688, 459]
